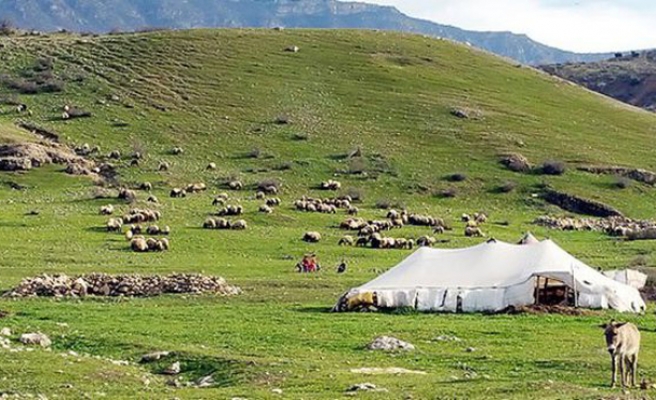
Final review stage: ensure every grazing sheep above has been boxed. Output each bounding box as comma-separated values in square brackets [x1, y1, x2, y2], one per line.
[122, 209, 161, 224]
[130, 224, 143, 234]
[160, 226, 170, 235]
[218, 205, 243, 216]
[139, 182, 153, 191]
[131, 237, 148, 252]
[146, 238, 158, 251]
[465, 226, 485, 237]
[118, 188, 137, 202]
[132, 151, 143, 160]
[259, 205, 273, 214]
[356, 237, 369, 247]
[347, 206, 359, 215]
[387, 209, 400, 219]
[262, 185, 278, 195]
[106, 218, 123, 232]
[474, 212, 488, 224]
[170, 188, 186, 198]
[147, 195, 159, 203]
[433, 226, 445, 234]
[100, 204, 114, 215]
[265, 198, 281, 207]
[461, 214, 471, 223]
[159, 238, 170, 250]
[171, 147, 184, 155]
[417, 236, 436, 247]
[338, 235, 355, 246]
[130, 159, 140, 167]
[212, 197, 226, 206]
[146, 225, 161, 235]
[109, 150, 121, 160]
[231, 220, 248, 230]
[256, 191, 266, 200]
[228, 181, 243, 190]
[185, 183, 207, 193]
[320, 179, 342, 191]
[125, 230, 134, 241]
[207, 162, 217, 170]
[303, 231, 322, 243]
[158, 161, 170, 171]
[203, 218, 217, 229]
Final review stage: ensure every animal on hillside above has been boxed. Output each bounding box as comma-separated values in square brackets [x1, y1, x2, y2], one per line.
[170, 188, 186, 198]
[601, 320, 640, 388]
[303, 231, 322, 243]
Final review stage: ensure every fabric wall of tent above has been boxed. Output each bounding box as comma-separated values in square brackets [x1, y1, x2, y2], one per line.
[335, 239, 646, 314]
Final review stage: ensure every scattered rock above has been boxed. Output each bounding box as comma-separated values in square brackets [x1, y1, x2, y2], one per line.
[19, 332, 51, 347]
[196, 374, 215, 388]
[163, 361, 181, 375]
[347, 383, 388, 393]
[0, 327, 11, 336]
[4, 273, 242, 298]
[579, 165, 656, 185]
[367, 336, 415, 351]
[465, 347, 476, 353]
[271, 388, 283, 395]
[350, 367, 427, 375]
[140, 351, 171, 363]
[433, 335, 462, 342]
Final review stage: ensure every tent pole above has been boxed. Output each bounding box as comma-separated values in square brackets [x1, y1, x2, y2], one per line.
[573, 264, 578, 308]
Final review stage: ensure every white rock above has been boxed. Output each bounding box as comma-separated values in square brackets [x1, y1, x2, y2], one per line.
[196, 374, 215, 388]
[271, 388, 283, 395]
[367, 336, 415, 351]
[20, 332, 51, 347]
[0, 327, 11, 336]
[163, 361, 181, 375]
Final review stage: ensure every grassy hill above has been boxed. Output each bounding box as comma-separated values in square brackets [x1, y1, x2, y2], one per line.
[1, 29, 656, 399]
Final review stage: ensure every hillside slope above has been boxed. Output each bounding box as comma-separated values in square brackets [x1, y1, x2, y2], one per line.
[0, 0, 611, 65]
[1, 30, 656, 399]
[542, 50, 656, 112]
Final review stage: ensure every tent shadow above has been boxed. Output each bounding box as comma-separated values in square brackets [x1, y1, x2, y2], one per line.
[294, 306, 332, 314]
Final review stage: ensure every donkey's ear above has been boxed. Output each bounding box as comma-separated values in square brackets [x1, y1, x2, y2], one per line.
[615, 322, 627, 328]
[599, 323, 608, 329]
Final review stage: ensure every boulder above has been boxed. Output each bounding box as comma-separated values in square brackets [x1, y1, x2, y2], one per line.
[20, 332, 51, 347]
[367, 336, 415, 351]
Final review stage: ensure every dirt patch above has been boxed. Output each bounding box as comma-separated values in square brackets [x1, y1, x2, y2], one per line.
[499, 305, 599, 316]
[3, 273, 242, 298]
[578, 165, 656, 185]
[350, 367, 427, 375]
[541, 189, 623, 217]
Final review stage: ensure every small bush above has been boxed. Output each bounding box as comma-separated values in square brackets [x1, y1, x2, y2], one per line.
[0, 19, 15, 36]
[344, 187, 364, 202]
[274, 161, 293, 171]
[613, 176, 631, 189]
[347, 158, 367, 175]
[540, 160, 566, 176]
[446, 173, 467, 182]
[247, 148, 262, 159]
[291, 133, 309, 141]
[375, 199, 392, 210]
[497, 181, 517, 193]
[437, 187, 458, 198]
[257, 178, 281, 191]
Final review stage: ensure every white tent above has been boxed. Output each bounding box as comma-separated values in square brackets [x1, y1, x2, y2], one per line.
[340, 239, 645, 313]
[518, 232, 540, 245]
[602, 269, 648, 290]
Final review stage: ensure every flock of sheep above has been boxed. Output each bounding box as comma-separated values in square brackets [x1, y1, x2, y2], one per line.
[93, 147, 493, 255]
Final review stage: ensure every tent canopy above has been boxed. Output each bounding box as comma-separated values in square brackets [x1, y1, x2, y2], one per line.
[342, 239, 645, 313]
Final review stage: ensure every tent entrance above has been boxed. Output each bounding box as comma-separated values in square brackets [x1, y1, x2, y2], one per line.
[534, 276, 575, 306]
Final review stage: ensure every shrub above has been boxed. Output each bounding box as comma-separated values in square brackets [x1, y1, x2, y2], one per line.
[247, 148, 262, 159]
[274, 161, 293, 171]
[446, 173, 467, 182]
[291, 133, 309, 141]
[628, 255, 648, 268]
[274, 115, 290, 125]
[437, 187, 458, 198]
[347, 158, 367, 175]
[497, 181, 517, 193]
[540, 160, 566, 176]
[0, 19, 15, 36]
[257, 178, 281, 191]
[613, 176, 631, 189]
[375, 199, 392, 210]
[344, 187, 364, 202]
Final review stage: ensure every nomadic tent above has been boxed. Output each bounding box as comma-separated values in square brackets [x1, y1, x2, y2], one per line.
[336, 239, 645, 313]
[517, 232, 540, 245]
[602, 269, 648, 290]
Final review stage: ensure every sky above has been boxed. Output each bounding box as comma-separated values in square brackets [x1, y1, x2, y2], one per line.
[358, 0, 656, 53]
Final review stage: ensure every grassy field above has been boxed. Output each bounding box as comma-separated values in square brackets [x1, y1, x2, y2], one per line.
[1, 29, 656, 399]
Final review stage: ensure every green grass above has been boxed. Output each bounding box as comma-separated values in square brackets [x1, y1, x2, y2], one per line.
[1, 29, 656, 399]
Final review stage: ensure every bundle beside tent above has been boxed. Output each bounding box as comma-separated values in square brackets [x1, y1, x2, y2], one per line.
[335, 239, 645, 314]
[602, 269, 648, 290]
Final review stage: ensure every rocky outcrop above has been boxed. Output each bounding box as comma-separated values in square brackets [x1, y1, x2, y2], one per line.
[541, 190, 623, 217]
[578, 166, 656, 185]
